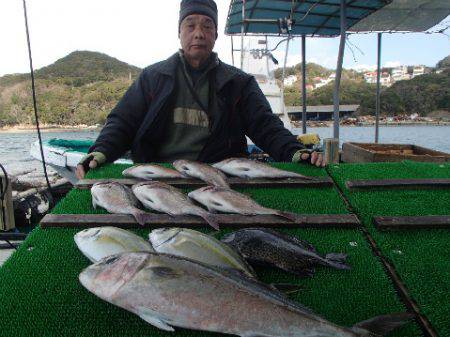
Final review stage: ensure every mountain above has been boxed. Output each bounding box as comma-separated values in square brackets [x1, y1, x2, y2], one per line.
[35, 51, 141, 85]
[0, 51, 141, 127]
[436, 56, 450, 70]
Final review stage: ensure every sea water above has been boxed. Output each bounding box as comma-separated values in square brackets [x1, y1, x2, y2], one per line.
[0, 125, 449, 175]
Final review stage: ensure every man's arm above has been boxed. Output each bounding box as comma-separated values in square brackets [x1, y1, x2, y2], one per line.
[76, 71, 151, 179]
[89, 72, 151, 162]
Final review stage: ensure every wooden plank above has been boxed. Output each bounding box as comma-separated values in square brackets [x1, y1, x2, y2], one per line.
[374, 215, 450, 230]
[342, 142, 375, 163]
[346, 179, 450, 190]
[75, 176, 333, 189]
[342, 142, 450, 163]
[40, 213, 359, 229]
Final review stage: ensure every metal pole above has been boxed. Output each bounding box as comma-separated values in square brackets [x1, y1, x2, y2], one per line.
[333, 0, 347, 140]
[375, 33, 382, 143]
[230, 36, 235, 66]
[240, 0, 245, 70]
[280, 37, 291, 127]
[301, 35, 307, 134]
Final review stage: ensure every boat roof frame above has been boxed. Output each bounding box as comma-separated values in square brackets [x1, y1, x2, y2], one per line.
[226, 0, 450, 143]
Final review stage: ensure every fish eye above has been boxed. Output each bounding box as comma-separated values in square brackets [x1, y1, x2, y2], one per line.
[102, 256, 120, 265]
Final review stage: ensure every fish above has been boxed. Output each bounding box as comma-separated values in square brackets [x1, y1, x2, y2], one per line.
[188, 186, 297, 221]
[149, 227, 254, 277]
[173, 159, 230, 188]
[122, 164, 184, 180]
[132, 181, 219, 230]
[213, 157, 312, 179]
[79, 251, 412, 337]
[91, 182, 149, 225]
[221, 228, 350, 277]
[149, 228, 303, 295]
[74, 226, 154, 263]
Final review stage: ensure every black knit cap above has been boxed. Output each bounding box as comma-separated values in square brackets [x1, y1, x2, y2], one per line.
[179, 0, 218, 31]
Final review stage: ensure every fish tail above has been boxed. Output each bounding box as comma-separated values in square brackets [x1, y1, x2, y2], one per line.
[350, 312, 414, 336]
[200, 212, 220, 230]
[276, 211, 297, 222]
[324, 252, 351, 270]
[132, 211, 150, 226]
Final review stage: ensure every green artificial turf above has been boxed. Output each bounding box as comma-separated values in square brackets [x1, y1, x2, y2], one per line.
[328, 161, 450, 337]
[0, 163, 420, 337]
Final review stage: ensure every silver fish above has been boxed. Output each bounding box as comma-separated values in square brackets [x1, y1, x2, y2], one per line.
[149, 227, 254, 277]
[132, 181, 219, 230]
[74, 226, 154, 262]
[122, 164, 184, 180]
[80, 252, 412, 337]
[173, 159, 230, 188]
[213, 157, 312, 179]
[188, 186, 296, 221]
[91, 182, 149, 225]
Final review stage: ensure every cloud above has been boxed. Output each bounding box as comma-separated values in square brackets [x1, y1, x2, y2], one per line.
[384, 61, 402, 68]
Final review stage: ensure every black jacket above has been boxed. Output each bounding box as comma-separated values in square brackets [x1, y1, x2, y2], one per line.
[90, 53, 305, 163]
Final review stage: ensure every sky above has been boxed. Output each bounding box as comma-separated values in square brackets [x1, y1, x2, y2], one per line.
[0, 0, 449, 77]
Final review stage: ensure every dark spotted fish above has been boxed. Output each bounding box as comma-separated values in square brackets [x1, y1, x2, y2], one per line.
[222, 228, 350, 277]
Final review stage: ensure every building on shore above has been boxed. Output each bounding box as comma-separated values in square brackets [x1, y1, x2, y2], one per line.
[283, 75, 298, 86]
[391, 65, 410, 82]
[364, 71, 392, 86]
[412, 65, 425, 78]
[286, 105, 360, 121]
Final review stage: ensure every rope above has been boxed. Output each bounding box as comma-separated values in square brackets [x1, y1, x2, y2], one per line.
[0, 163, 8, 229]
[21, 0, 54, 206]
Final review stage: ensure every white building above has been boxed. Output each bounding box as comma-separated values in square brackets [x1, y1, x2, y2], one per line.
[364, 71, 392, 86]
[412, 66, 425, 78]
[391, 66, 410, 82]
[283, 75, 298, 86]
[364, 71, 377, 84]
[312, 74, 334, 90]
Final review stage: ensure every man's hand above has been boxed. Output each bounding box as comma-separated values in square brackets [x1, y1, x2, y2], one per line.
[76, 152, 106, 180]
[292, 150, 327, 167]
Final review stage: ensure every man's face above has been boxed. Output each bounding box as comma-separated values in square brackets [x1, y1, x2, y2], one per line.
[179, 14, 216, 66]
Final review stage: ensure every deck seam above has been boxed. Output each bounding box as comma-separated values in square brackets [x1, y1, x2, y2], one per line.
[325, 167, 439, 337]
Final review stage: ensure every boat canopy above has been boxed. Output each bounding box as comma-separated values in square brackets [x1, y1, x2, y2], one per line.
[225, 0, 393, 37]
[350, 0, 450, 33]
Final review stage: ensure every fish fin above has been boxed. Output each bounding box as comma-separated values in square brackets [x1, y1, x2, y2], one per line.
[270, 283, 304, 295]
[136, 307, 175, 332]
[276, 211, 297, 222]
[350, 312, 414, 337]
[91, 196, 98, 209]
[293, 266, 315, 277]
[324, 253, 351, 270]
[288, 172, 313, 180]
[132, 211, 150, 226]
[200, 213, 220, 230]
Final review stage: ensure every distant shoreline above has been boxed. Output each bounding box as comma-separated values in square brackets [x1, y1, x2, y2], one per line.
[0, 125, 101, 134]
[1, 121, 449, 134]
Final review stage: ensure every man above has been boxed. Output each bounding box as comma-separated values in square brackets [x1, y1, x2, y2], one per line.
[76, 0, 325, 179]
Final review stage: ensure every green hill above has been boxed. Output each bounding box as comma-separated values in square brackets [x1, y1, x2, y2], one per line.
[35, 51, 141, 86]
[0, 51, 141, 127]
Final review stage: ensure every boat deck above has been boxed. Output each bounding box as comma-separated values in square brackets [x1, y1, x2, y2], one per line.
[0, 161, 448, 337]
